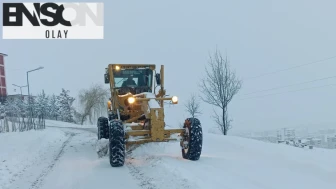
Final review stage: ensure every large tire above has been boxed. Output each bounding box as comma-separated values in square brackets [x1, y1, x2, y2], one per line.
[108, 112, 118, 121]
[109, 119, 125, 167]
[97, 117, 109, 139]
[181, 118, 203, 160]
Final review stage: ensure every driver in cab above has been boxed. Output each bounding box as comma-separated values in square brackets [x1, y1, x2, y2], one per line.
[122, 75, 137, 87]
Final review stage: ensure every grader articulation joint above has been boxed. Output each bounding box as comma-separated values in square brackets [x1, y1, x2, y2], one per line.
[97, 64, 203, 167]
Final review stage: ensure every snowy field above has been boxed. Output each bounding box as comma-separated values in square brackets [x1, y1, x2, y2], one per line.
[1, 121, 336, 189]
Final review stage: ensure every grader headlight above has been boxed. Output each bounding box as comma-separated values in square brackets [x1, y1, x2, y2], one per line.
[107, 100, 112, 110]
[115, 65, 120, 71]
[172, 96, 178, 104]
[128, 97, 135, 104]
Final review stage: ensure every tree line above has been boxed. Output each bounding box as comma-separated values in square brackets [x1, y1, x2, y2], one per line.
[1, 88, 75, 122]
[0, 84, 109, 133]
[0, 88, 76, 132]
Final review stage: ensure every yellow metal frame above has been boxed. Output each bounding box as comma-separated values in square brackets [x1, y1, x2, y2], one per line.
[106, 64, 184, 149]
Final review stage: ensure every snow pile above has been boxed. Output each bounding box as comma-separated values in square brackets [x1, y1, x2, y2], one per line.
[0, 128, 68, 189]
[148, 99, 161, 109]
[95, 138, 109, 158]
[141, 92, 161, 109]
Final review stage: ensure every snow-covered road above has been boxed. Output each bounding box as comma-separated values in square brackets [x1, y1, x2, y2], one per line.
[1, 122, 336, 189]
[38, 129, 140, 189]
[1, 127, 141, 189]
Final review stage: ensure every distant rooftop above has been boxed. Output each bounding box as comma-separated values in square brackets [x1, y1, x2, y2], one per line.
[8, 94, 29, 96]
[7, 94, 36, 98]
[0, 53, 8, 56]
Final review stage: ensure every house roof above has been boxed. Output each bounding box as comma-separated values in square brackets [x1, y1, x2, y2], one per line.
[7, 94, 29, 96]
[0, 53, 8, 57]
[7, 94, 36, 98]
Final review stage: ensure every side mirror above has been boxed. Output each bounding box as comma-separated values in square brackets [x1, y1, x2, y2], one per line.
[104, 73, 109, 84]
[155, 73, 161, 85]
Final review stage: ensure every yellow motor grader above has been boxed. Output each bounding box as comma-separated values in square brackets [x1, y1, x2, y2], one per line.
[97, 64, 203, 167]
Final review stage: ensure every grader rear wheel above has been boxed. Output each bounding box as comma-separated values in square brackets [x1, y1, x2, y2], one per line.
[181, 118, 203, 160]
[97, 117, 109, 139]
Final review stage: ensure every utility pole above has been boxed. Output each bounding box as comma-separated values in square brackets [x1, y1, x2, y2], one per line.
[26, 67, 44, 95]
[26, 66, 44, 129]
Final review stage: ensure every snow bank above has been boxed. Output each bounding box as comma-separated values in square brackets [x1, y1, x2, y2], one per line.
[0, 128, 68, 189]
[129, 133, 336, 189]
[207, 126, 222, 135]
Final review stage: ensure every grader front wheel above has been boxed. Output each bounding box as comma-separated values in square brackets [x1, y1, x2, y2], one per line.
[181, 118, 203, 160]
[109, 120, 126, 167]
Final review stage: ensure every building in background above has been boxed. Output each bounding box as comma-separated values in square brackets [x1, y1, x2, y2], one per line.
[327, 136, 336, 149]
[277, 128, 296, 141]
[6, 94, 31, 103]
[310, 138, 322, 147]
[0, 53, 8, 104]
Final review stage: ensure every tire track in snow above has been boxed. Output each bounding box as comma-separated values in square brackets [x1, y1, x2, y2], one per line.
[29, 132, 75, 189]
[126, 151, 158, 189]
[126, 151, 195, 189]
[52, 125, 193, 189]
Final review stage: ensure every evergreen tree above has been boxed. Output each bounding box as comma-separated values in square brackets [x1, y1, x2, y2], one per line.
[57, 88, 75, 123]
[48, 94, 59, 120]
[36, 90, 48, 117]
[36, 90, 48, 129]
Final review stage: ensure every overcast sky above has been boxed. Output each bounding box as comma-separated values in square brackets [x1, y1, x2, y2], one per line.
[1, 0, 336, 134]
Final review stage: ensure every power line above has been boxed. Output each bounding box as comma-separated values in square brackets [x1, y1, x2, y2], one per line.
[243, 55, 336, 80]
[239, 83, 336, 100]
[242, 75, 336, 96]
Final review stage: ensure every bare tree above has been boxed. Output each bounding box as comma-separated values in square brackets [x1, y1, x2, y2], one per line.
[184, 93, 202, 118]
[199, 49, 242, 135]
[77, 84, 109, 125]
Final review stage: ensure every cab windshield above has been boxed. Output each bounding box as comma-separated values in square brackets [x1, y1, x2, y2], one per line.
[113, 68, 153, 93]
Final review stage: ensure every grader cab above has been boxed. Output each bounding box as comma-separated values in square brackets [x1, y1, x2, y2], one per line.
[97, 64, 203, 167]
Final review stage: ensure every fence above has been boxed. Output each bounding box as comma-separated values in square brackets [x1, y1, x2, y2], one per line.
[0, 115, 45, 133]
